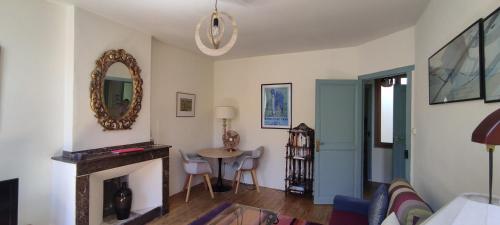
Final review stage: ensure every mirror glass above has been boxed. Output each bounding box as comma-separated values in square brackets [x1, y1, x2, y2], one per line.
[103, 62, 133, 119]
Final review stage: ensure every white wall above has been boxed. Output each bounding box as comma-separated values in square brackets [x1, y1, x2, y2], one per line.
[150, 39, 214, 196]
[214, 48, 359, 189]
[357, 28, 415, 75]
[413, 0, 500, 209]
[213, 27, 415, 189]
[0, 1, 67, 224]
[69, 8, 152, 151]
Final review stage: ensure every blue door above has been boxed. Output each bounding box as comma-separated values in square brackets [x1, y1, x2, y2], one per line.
[314, 80, 362, 204]
[393, 79, 407, 179]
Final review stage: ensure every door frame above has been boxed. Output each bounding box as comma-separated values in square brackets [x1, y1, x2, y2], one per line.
[357, 65, 414, 194]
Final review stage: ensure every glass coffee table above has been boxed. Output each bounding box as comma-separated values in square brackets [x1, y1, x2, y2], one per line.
[205, 204, 279, 225]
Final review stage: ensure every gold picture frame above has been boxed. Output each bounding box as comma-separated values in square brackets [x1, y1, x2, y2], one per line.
[90, 49, 143, 130]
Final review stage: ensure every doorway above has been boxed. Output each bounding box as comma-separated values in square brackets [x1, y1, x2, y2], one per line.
[359, 66, 413, 200]
[313, 66, 413, 204]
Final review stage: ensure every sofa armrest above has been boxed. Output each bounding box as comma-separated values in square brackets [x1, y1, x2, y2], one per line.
[333, 195, 370, 216]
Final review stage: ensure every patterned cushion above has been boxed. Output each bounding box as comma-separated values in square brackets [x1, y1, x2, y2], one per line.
[387, 179, 432, 225]
[368, 184, 389, 225]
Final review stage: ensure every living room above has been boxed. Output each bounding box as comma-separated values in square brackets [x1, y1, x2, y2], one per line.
[0, 0, 499, 225]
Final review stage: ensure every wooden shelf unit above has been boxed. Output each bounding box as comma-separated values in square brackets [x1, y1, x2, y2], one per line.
[285, 123, 314, 196]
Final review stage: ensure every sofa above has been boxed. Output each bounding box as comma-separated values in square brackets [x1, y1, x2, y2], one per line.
[329, 179, 433, 225]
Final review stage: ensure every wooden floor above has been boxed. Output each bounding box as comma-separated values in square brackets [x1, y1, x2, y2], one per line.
[149, 181, 332, 225]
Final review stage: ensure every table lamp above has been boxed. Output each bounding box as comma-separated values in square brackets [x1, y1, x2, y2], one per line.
[215, 106, 235, 136]
[471, 108, 500, 204]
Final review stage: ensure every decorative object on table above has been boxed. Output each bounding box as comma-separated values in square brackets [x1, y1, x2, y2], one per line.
[285, 123, 314, 196]
[179, 150, 214, 202]
[483, 7, 500, 103]
[471, 108, 500, 204]
[195, 0, 238, 57]
[261, 83, 292, 129]
[113, 182, 132, 220]
[232, 146, 264, 194]
[420, 193, 500, 225]
[428, 20, 483, 105]
[222, 130, 240, 151]
[90, 49, 143, 130]
[176, 92, 196, 117]
[215, 106, 238, 150]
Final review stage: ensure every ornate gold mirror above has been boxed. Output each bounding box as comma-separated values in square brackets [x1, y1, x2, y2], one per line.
[90, 49, 143, 130]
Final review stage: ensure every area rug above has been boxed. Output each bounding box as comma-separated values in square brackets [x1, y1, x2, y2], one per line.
[190, 202, 322, 225]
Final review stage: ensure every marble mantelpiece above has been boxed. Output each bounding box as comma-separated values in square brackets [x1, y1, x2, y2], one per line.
[51, 141, 171, 225]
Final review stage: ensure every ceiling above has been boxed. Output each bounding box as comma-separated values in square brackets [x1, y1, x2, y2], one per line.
[61, 0, 430, 59]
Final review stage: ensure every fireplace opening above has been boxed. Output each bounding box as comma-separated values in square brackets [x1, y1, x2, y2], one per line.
[0, 178, 18, 225]
[103, 175, 135, 223]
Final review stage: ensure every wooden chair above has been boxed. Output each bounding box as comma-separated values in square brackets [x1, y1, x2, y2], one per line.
[232, 146, 264, 194]
[179, 150, 214, 202]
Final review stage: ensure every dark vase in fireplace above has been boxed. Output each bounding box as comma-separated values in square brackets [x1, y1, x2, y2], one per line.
[113, 182, 132, 220]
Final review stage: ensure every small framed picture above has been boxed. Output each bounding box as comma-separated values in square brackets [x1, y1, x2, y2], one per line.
[483, 7, 500, 103]
[176, 92, 196, 117]
[428, 19, 483, 105]
[261, 83, 292, 129]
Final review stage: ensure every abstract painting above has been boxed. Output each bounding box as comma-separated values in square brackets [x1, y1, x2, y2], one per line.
[484, 7, 500, 103]
[176, 92, 196, 117]
[261, 83, 292, 129]
[428, 20, 483, 105]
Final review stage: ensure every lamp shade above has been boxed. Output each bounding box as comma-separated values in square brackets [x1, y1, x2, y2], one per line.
[421, 193, 500, 225]
[215, 106, 235, 119]
[472, 108, 500, 145]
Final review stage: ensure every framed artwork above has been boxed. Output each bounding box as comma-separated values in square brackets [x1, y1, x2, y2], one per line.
[428, 20, 483, 105]
[176, 92, 196, 117]
[483, 7, 500, 103]
[261, 83, 292, 129]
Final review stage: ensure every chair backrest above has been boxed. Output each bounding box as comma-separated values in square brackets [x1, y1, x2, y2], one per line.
[178, 149, 190, 162]
[251, 146, 264, 158]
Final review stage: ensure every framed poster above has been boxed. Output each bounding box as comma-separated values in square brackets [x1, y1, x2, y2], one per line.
[261, 83, 292, 129]
[428, 20, 483, 105]
[176, 92, 196, 117]
[483, 7, 500, 103]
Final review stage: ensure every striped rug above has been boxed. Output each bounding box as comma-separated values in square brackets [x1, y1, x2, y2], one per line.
[190, 202, 322, 225]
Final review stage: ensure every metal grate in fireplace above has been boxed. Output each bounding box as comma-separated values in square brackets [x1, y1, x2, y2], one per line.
[0, 178, 18, 225]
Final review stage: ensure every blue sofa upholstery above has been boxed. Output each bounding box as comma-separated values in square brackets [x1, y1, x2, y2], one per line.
[333, 195, 371, 216]
[330, 184, 389, 225]
[330, 195, 370, 225]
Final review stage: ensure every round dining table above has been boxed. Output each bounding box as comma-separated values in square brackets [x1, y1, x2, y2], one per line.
[198, 147, 243, 192]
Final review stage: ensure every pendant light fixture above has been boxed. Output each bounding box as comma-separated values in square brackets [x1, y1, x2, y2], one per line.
[195, 0, 238, 56]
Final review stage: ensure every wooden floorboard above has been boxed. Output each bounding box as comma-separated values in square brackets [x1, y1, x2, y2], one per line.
[149, 181, 332, 225]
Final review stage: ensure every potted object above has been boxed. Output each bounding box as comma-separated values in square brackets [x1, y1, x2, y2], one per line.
[113, 182, 132, 220]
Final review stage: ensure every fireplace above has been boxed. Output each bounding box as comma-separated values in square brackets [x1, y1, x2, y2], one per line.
[0, 178, 18, 225]
[51, 141, 170, 225]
